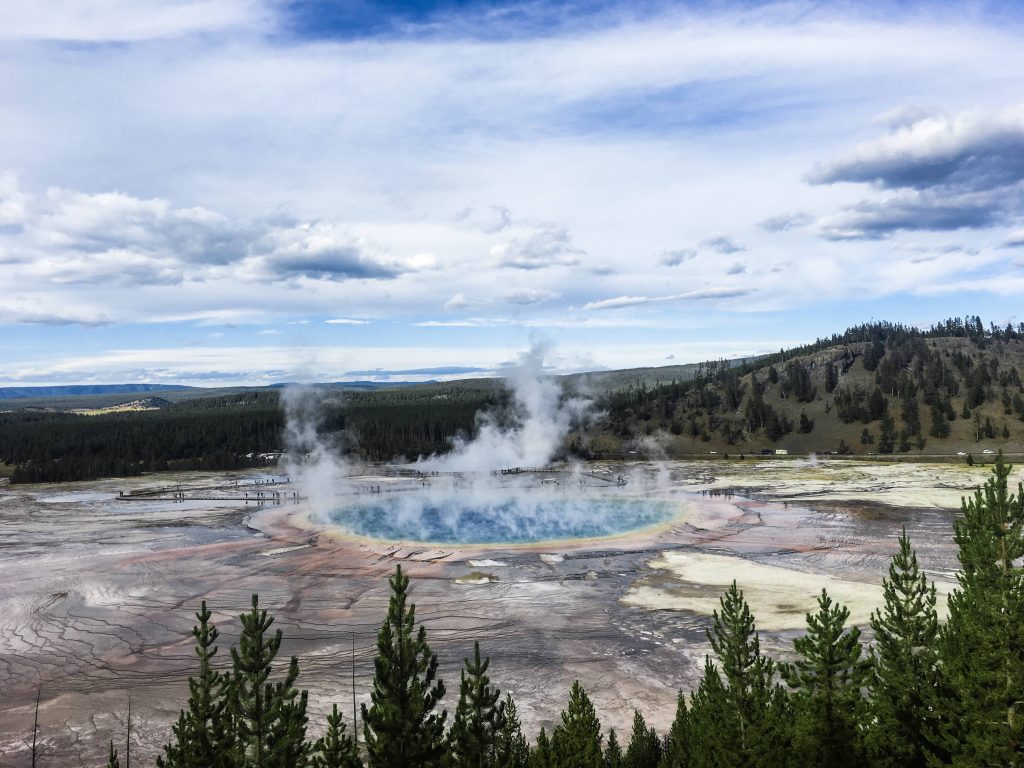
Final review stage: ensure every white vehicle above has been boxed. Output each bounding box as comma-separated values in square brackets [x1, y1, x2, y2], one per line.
[957, 451, 967, 456]
[983, 449, 995, 454]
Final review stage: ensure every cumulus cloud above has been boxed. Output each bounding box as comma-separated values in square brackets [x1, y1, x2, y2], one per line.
[583, 288, 750, 310]
[809, 106, 1024, 193]
[702, 235, 747, 254]
[0, 181, 412, 286]
[253, 222, 401, 281]
[658, 248, 697, 266]
[758, 212, 813, 232]
[444, 293, 481, 311]
[808, 106, 1024, 241]
[818, 191, 1006, 241]
[1003, 230, 1024, 248]
[492, 226, 583, 270]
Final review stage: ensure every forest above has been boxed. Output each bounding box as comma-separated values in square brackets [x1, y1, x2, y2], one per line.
[4, 316, 1024, 483]
[77, 457, 1022, 768]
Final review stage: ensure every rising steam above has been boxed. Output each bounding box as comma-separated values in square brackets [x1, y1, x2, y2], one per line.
[418, 344, 593, 471]
[280, 385, 349, 516]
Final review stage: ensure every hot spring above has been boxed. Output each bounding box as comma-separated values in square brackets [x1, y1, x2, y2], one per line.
[317, 491, 680, 545]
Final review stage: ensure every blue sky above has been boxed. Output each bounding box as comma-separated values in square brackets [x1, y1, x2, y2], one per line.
[2, 0, 1024, 385]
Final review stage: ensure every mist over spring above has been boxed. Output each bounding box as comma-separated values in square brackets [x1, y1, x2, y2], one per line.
[318, 492, 678, 545]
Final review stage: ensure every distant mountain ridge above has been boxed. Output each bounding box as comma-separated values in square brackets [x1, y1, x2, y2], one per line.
[0, 384, 195, 400]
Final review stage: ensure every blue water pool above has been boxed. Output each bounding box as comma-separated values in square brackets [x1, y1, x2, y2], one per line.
[319, 494, 678, 544]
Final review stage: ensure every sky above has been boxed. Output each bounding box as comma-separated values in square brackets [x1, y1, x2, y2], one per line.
[2, 0, 1024, 385]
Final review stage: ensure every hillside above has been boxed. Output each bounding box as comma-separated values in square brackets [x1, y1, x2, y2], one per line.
[588, 317, 1024, 458]
[4, 317, 1024, 483]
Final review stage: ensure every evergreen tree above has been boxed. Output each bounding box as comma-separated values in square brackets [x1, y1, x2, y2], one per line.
[362, 565, 447, 768]
[494, 695, 529, 768]
[267, 657, 310, 768]
[158, 601, 233, 768]
[687, 658, 739, 768]
[529, 728, 552, 768]
[749, 686, 793, 768]
[551, 681, 603, 768]
[229, 595, 308, 768]
[623, 711, 660, 768]
[781, 590, 870, 768]
[658, 693, 688, 768]
[604, 729, 623, 768]
[930, 402, 951, 438]
[866, 530, 939, 768]
[311, 704, 361, 768]
[449, 642, 505, 768]
[706, 582, 774, 765]
[799, 411, 814, 434]
[928, 455, 1024, 765]
[107, 740, 121, 768]
[878, 415, 897, 453]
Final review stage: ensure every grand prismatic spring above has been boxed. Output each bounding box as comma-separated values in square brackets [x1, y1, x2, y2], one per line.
[0, 458, 997, 766]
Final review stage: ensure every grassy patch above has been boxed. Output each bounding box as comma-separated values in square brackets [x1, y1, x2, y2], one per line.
[0, 463, 14, 479]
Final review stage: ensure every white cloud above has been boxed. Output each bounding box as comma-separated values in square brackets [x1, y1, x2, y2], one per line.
[325, 318, 370, 325]
[583, 288, 751, 310]
[1004, 229, 1024, 248]
[4, 3, 1024, 378]
[0, 0, 262, 42]
[503, 289, 561, 305]
[491, 226, 583, 270]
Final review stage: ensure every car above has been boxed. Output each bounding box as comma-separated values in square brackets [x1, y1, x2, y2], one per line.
[983, 449, 995, 454]
[957, 451, 967, 456]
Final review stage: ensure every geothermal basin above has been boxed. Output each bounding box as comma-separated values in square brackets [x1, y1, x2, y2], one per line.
[0, 458, 1006, 767]
[317, 486, 679, 545]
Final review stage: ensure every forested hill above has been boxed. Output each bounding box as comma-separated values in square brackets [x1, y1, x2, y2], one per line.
[3, 317, 1024, 483]
[590, 316, 1024, 457]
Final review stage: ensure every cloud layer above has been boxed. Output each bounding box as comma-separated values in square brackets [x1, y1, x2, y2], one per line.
[3, 1, 1024, 382]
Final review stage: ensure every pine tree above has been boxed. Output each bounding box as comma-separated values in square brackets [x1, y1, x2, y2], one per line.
[551, 681, 603, 768]
[362, 564, 447, 768]
[230, 594, 309, 768]
[706, 582, 773, 764]
[449, 642, 505, 768]
[158, 601, 233, 768]
[604, 729, 623, 768]
[107, 740, 121, 768]
[494, 695, 529, 768]
[529, 728, 552, 768]
[311, 704, 361, 768]
[781, 589, 870, 768]
[866, 530, 938, 768]
[928, 454, 1024, 765]
[623, 711, 660, 768]
[687, 658, 739, 768]
[267, 657, 310, 768]
[748, 686, 793, 768]
[658, 693, 688, 768]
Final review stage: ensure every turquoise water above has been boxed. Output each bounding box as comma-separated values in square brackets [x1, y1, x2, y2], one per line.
[322, 494, 677, 544]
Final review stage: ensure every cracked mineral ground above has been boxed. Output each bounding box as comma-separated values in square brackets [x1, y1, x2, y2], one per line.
[0, 458, 1007, 766]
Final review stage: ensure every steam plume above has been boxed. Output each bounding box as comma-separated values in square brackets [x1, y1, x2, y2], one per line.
[418, 344, 592, 471]
[280, 385, 349, 516]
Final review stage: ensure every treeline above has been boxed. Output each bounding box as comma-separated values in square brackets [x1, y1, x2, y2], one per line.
[323, 383, 507, 461]
[0, 404, 283, 483]
[87, 459, 1024, 767]
[598, 316, 1024, 451]
[0, 385, 502, 483]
